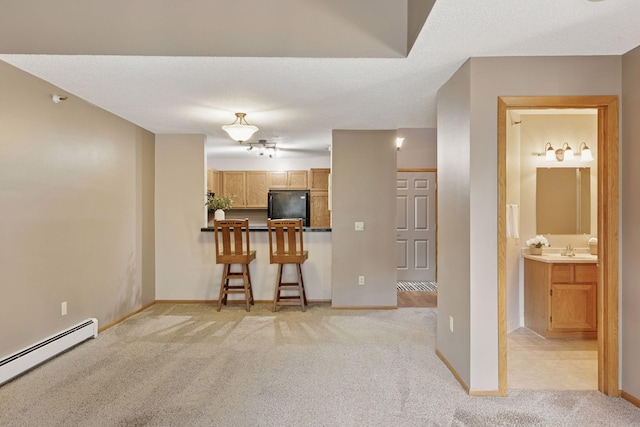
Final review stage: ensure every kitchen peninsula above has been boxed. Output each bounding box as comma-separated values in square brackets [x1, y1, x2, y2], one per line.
[201, 167, 332, 302]
[200, 224, 332, 302]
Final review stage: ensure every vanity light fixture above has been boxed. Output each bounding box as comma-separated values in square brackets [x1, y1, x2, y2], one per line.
[561, 142, 574, 161]
[396, 137, 404, 151]
[221, 112, 259, 142]
[540, 141, 593, 162]
[579, 142, 594, 162]
[544, 142, 556, 161]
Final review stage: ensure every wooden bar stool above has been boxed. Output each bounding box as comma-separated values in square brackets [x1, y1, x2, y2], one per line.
[268, 218, 309, 312]
[213, 219, 256, 312]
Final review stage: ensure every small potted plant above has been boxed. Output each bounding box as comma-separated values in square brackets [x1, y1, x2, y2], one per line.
[525, 235, 549, 255]
[206, 194, 234, 221]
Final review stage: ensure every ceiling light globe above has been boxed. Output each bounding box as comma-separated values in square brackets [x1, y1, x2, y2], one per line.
[222, 124, 258, 142]
[221, 112, 259, 142]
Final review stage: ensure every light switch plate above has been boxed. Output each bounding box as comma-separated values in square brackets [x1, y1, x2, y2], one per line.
[355, 222, 365, 231]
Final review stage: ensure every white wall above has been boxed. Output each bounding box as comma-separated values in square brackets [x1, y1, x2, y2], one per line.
[331, 130, 397, 307]
[0, 61, 155, 357]
[207, 155, 330, 171]
[2, 0, 410, 58]
[397, 128, 437, 169]
[155, 134, 215, 300]
[436, 60, 472, 386]
[621, 44, 640, 400]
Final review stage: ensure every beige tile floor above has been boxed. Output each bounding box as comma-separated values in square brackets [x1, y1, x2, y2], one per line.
[508, 327, 598, 390]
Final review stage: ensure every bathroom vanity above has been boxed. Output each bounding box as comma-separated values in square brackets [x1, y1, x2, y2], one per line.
[523, 253, 598, 339]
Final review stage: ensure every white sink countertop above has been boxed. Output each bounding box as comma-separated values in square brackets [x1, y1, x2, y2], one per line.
[521, 248, 598, 264]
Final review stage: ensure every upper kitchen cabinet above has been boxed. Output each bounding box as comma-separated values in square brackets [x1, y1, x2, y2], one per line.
[268, 170, 308, 189]
[310, 168, 330, 191]
[245, 171, 269, 208]
[287, 170, 308, 189]
[221, 171, 268, 208]
[268, 171, 288, 189]
[221, 171, 245, 207]
[309, 168, 331, 227]
[207, 168, 220, 195]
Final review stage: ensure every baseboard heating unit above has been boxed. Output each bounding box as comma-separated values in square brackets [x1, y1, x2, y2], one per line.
[0, 318, 98, 385]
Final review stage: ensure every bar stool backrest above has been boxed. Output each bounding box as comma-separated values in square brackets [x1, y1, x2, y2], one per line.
[214, 219, 251, 264]
[267, 218, 305, 264]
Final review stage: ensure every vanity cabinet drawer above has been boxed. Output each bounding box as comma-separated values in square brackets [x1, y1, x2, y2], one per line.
[551, 264, 597, 283]
[575, 264, 598, 283]
[551, 265, 572, 283]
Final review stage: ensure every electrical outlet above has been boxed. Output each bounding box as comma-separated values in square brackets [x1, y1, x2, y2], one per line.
[355, 222, 365, 231]
[61, 302, 67, 316]
[449, 315, 453, 332]
[358, 276, 365, 285]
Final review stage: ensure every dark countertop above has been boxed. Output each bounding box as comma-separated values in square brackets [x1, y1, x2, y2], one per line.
[201, 226, 331, 232]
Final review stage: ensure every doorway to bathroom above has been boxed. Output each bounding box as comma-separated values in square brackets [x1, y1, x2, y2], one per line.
[506, 109, 598, 390]
[497, 96, 619, 396]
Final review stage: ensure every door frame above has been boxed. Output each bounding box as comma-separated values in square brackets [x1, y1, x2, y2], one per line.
[497, 96, 619, 396]
[397, 168, 438, 283]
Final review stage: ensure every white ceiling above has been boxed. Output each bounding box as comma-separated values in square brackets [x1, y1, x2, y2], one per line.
[2, 0, 640, 159]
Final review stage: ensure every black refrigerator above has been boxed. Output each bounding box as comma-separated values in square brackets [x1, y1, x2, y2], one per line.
[268, 190, 310, 226]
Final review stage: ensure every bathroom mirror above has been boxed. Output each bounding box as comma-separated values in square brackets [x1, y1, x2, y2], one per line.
[536, 167, 590, 234]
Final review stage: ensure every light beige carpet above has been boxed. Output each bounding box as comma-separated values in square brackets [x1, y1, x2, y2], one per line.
[1, 303, 639, 426]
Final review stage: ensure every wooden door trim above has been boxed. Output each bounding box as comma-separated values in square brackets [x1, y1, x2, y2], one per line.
[497, 95, 619, 396]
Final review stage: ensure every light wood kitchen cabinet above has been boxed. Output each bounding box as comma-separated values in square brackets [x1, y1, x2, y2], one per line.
[310, 191, 331, 227]
[268, 171, 288, 189]
[221, 171, 268, 208]
[524, 258, 597, 339]
[207, 168, 220, 195]
[245, 171, 268, 208]
[310, 168, 330, 191]
[221, 171, 245, 207]
[268, 170, 308, 189]
[309, 169, 331, 227]
[287, 170, 308, 189]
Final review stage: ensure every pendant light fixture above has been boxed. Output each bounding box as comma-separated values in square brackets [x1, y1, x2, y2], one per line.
[221, 112, 259, 142]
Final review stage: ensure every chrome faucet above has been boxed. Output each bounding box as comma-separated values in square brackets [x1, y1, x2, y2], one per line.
[564, 244, 575, 257]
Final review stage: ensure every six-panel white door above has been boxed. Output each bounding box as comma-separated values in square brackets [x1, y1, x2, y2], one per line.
[397, 171, 436, 281]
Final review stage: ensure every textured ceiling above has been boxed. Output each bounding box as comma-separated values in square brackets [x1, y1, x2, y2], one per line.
[2, 0, 640, 159]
